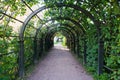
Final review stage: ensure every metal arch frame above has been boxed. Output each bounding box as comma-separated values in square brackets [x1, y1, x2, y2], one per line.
[19, 3, 103, 78]
[45, 27, 75, 38]
[33, 23, 79, 62]
[34, 16, 85, 39]
[45, 25, 77, 41]
[44, 24, 78, 41]
[19, 3, 100, 39]
[35, 21, 81, 56]
[51, 32, 70, 43]
[33, 17, 83, 57]
[45, 24, 78, 40]
[44, 26, 77, 52]
[47, 27, 76, 50]
[46, 28, 73, 48]
[33, 16, 84, 56]
[43, 24, 78, 41]
[44, 28, 74, 50]
[19, 14, 85, 75]
[35, 22, 81, 39]
[45, 27, 75, 47]
[46, 28, 73, 49]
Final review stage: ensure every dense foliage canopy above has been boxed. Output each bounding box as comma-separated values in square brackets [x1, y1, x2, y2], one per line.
[0, 0, 120, 80]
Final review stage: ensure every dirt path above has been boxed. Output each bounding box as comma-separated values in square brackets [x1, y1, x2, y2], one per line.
[27, 44, 93, 80]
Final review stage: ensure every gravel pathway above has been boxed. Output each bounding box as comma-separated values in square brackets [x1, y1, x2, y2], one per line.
[27, 44, 93, 80]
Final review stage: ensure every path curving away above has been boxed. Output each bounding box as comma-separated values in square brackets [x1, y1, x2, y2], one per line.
[27, 44, 93, 80]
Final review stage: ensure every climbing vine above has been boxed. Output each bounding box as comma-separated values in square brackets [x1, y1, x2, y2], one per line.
[0, 0, 120, 80]
[0, 23, 19, 80]
[44, 0, 120, 80]
[0, 0, 39, 80]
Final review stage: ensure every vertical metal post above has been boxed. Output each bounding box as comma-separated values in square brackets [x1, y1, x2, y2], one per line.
[40, 38, 43, 57]
[33, 38, 38, 64]
[98, 39, 104, 75]
[37, 39, 40, 57]
[41, 38, 43, 52]
[76, 37, 80, 56]
[43, 38, 45, 53]
[18, 40, 24, 78]
[83, 39, 87, 65]
[73, 37, 76, 53]
[69, 38, 71, 49]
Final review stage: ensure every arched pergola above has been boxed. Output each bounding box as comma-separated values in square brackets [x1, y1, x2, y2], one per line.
[18, 3, 104, 78]
[1, 0, 119, 80]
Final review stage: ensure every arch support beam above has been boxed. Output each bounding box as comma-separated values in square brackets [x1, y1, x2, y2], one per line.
[98, 40, 104, 75]
[18, 40, 24, 78]
[18, 2, 104, 78]
[83, 39, 87, 65]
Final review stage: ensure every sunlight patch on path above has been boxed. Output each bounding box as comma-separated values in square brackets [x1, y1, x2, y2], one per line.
[54, 43, 69, 51]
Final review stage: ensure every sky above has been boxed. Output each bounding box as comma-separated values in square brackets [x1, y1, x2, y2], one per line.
[9, 0, 46, 35]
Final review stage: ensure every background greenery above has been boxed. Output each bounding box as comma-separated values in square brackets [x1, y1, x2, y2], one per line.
[0, 0, 120, 80]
